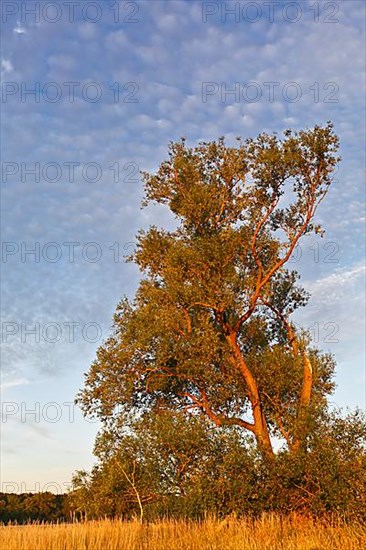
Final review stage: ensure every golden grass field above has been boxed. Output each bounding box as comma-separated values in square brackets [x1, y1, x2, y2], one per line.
[0, 515, 365, 550]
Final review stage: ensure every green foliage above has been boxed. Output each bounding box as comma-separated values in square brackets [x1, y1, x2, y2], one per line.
[68, 409, 366, 521]
[262, 409, 366, 519]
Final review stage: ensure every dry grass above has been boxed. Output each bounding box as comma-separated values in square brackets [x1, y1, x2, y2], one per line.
[0, 514, 364, 550]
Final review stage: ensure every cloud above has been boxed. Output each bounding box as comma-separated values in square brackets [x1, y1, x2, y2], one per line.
[1, 378, 31, 390]
[1, 59, 13, 76]
[13, 21, 26, 35]
[307, 265, 365, 300]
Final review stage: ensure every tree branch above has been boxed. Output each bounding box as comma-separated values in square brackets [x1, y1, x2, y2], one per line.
[235, 178, 322, 333]
[114, 459, 144, 523]
[180, 390, 256, 433]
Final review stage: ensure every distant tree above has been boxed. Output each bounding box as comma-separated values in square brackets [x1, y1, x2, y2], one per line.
[77, 123, 340, 461]
[21, 492, 59, 521]
[0, 492, 67, 524]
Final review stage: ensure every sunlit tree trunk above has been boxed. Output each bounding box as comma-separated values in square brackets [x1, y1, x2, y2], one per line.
[292, 351, 313, 453]
[226, 331, 274, 460]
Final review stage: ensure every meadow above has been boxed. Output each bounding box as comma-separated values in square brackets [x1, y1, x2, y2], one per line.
[0, 514, 365, 550]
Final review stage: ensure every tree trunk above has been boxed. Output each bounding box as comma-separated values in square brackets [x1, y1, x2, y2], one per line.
[226, 332, 274, 460]
[255, 409, 275, 461]
[292, 351, 313, 453]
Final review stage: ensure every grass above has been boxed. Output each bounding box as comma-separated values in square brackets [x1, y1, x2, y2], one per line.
[0, 514, 364, 550]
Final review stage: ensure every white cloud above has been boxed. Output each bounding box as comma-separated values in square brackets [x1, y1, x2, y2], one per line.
[307, 265, 365, 299]
[13, 21, 26, 35]
[78, 23, 98, 40]
[1, 378, 31, 390]
[1, 59, 13, 76]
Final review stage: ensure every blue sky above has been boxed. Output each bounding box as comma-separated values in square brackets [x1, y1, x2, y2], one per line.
[1, 0, 365, 493]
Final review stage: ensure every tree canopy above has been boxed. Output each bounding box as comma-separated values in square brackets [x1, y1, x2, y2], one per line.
[78, 122, 341, 461]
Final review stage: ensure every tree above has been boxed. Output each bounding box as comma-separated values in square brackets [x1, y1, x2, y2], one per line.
[69, 410, 259, 520]
[77, 123, 340, 460]
[69, 408, 366, 521]
[260, 408, 366, 519]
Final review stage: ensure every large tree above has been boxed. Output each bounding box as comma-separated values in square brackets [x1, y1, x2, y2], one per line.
[78, 123, 340, 460]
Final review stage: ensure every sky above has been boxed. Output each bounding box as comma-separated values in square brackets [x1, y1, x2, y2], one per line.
[0, 0, 365, 494]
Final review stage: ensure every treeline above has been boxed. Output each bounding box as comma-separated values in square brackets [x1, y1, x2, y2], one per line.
[0, 492, 70, 524]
